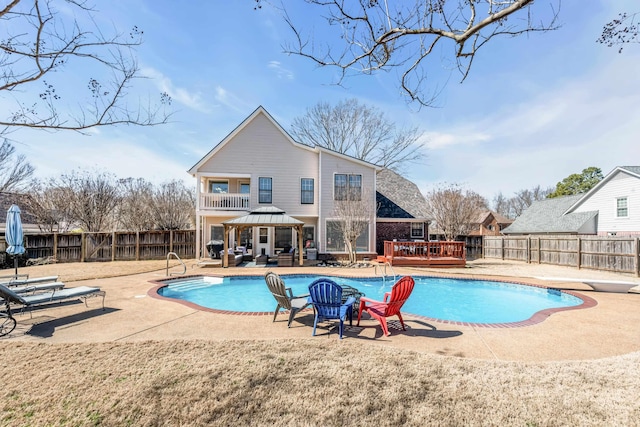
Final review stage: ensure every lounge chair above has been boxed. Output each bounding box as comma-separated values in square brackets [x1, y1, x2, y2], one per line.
[0, 284, 106, 321]
[9, 281, 65, 294]
[357, 276, 415, 336]
[307, 278, 355, 339]
[0, 275, 60, 287]
[264, 272, 310, 327]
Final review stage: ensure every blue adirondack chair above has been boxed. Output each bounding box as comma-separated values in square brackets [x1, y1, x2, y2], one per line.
[307, 278, 356, 339]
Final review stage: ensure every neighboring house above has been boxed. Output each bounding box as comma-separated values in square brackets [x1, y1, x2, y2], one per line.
[188, 106, 381, 260]
[375, 168, 430, 254]
[503, 165, 640, 236]
[465, 210, 513, 257]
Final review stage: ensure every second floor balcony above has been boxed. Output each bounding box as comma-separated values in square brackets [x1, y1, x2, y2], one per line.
[200, 193, 250, 211]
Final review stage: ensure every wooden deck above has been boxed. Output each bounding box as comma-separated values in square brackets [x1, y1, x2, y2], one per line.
[378, 241, 466, 268]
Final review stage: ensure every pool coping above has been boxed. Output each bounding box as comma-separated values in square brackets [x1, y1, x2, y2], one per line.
[147, 273, 597, 328]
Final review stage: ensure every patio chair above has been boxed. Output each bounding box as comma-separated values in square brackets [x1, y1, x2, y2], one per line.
[357, 276, 415, 337]
[264, 272, 310, 327]
[0, 283, 106, 320]
[307, 278, 355, 339]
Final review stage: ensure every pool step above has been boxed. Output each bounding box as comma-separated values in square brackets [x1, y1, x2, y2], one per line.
[166, 278, 224, 292]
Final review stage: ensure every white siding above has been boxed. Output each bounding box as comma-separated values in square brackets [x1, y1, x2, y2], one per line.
[318, 151, 377, 253]
[199, 112, 320, 217]
[572, 171, 640, 235]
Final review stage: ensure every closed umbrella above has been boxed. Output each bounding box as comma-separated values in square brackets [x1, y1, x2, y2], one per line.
[5, 204, 26, 275]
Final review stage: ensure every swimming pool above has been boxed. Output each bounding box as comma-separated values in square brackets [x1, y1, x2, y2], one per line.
[155, 274, 588, 325]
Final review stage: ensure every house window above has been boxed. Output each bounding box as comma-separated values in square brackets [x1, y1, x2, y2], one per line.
[326, 221, 343, 251]
[334, 174, 362, 201]
[410, 222, 424, 238]
[259, 177, 272, 203]
[259, 228, 268, 244]
[303, 226, 315, 248]
[617, 197, 628, 218]
[275, 227, 292, 250]
[210, 225, 223, 241]
[488, 225, 495, 231]
[240, 183, 250, 194]
[209, 180, 228, 194]
[325, 220, 369, 252]
[301, 178, 314, 204]
[239, 228, 252, 248]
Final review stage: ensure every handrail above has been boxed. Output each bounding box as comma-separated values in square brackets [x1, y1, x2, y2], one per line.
[374, 261, 396, 284]
[166, 252, 186, 276]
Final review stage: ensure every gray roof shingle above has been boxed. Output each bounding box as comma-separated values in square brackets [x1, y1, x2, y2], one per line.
[502, 194, 598, 234]
[376, 169, 429, 219]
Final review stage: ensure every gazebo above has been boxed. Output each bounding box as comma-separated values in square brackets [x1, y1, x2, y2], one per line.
[221, 206, 304, 267]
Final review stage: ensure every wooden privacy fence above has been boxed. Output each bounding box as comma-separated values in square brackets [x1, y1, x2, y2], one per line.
[8, 230, 196, 263]
[484, 235, 640, 276]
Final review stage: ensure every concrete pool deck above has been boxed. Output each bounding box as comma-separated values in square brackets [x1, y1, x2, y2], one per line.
[3, 259, 640, 362]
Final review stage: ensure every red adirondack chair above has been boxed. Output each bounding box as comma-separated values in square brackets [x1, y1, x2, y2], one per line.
[357, 276, 415, 336]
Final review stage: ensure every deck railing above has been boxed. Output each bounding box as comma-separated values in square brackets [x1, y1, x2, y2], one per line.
[200, 193, 249, 210]
[383, 240, 466, 260]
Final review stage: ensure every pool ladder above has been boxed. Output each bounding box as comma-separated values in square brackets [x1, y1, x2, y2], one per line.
[374, 261, 396, 284]
[166, 252, 186, 276]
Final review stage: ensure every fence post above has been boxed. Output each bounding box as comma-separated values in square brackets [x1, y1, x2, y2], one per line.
[136, 231, 140, 261]
[577, 236, 582, 270]
[53, 233, 58, 261]
[636, 238, 640, 278]
[501, 237, 505, 260]
[112, 232, 116, 262]
[80, 233, 86, 263]
[170, 230, 174, 253]
[526, 237, 531, 264]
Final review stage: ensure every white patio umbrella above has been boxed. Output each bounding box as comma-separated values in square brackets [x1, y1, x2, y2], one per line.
[5, 204, 26, 275]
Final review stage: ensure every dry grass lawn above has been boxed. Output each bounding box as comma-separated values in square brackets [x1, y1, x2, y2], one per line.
[1, 260, 640, 426]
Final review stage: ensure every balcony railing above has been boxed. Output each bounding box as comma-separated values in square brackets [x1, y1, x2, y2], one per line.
[200, 193, 249, 210]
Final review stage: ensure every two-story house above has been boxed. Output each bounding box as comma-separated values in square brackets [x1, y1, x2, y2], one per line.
[188, 106, 380, 263]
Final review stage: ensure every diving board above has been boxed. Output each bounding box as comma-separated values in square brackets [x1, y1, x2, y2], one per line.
[535, 277, 640, 293]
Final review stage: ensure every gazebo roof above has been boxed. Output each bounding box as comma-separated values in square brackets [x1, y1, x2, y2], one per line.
[222, 206, 304, 227]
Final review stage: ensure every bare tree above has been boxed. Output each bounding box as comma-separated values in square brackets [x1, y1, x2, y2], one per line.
[598, 12, 639, 53]
[23, 179, 74, 232]
[259, 0, 558, 107]
[118, 178, 155, 231]
[425, 184, 487, 241]
[290, 99, 424, 172]
[1, 0, 171, 137]
[332, 187, 375, 264]
[0, 140, 34, 192]
[493, 185, 552, 218]
[55, 170, 121, 232]
[151, 180, 195, 230]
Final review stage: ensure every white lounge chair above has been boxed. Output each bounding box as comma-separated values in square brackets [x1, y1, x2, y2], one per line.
[9, 282, 65, 294]
[0, 275, 60, 287]
[0, 284, 105, 321]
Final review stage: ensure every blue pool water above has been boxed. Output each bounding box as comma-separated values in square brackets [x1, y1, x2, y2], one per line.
[157, 275, 584, 324]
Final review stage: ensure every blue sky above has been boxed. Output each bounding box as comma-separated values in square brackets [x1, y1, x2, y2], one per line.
[9, 0, 640, 202]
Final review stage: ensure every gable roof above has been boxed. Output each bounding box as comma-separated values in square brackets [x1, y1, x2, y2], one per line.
[376, 168, 429, 219]
[188, 106, 380, 175]
[502, 194, 598, 234]
[474, 210, 513, 226]
[565, 166, 640, 214]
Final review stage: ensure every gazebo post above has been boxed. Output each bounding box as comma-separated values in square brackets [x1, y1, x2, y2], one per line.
[223, 225, 229, 268]
[297, 224, 303, 266]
